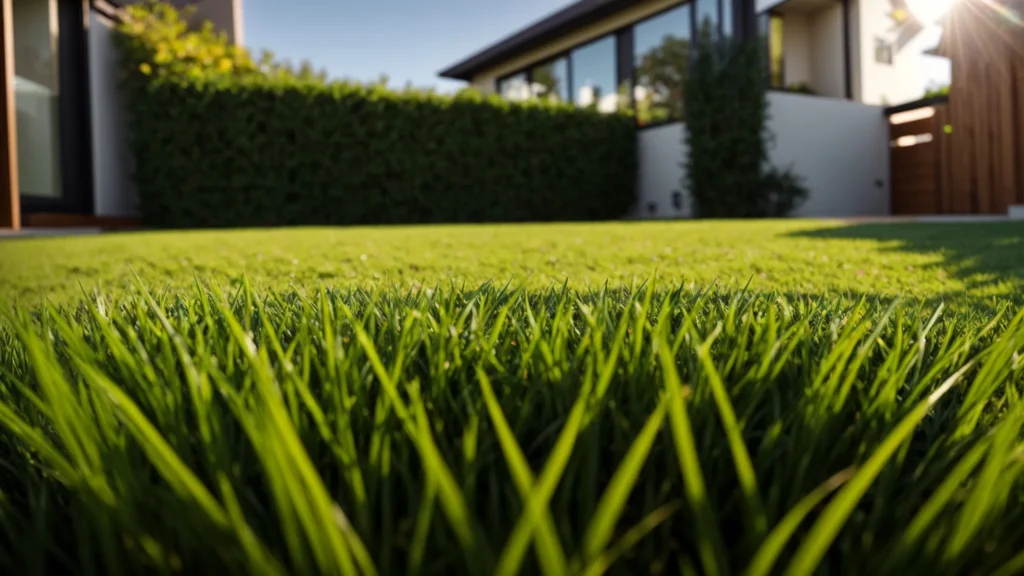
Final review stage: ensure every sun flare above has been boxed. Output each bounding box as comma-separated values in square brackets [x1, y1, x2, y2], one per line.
[905, 0, 959, 23]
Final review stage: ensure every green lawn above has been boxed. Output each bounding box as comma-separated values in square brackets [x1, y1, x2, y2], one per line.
[3, 220, 1024, 575]
[2, 220, 1023, 305]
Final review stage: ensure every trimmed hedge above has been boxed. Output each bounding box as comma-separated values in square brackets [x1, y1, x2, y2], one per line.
[115, 3, 637, 228]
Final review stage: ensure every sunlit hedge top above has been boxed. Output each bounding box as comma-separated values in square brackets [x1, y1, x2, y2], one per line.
[112, 1, 607, 109]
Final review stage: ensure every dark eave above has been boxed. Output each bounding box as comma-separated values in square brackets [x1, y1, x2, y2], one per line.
[438, 0, 639, 81]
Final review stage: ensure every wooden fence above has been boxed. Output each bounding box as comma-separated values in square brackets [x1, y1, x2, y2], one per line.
[886, 0, 1024, 216]
[887, 99, 953, 215]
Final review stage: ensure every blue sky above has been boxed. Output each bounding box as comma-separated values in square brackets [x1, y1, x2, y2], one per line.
[243, 0, 570, 92]
[242, 0, 950, 93]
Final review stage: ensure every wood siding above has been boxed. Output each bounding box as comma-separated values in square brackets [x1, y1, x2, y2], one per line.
[945, 0, 1023, 214]
[0, 0, 18, 230]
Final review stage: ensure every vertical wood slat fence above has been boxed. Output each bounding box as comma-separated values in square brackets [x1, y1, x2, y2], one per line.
[886, 0, 1024, 216]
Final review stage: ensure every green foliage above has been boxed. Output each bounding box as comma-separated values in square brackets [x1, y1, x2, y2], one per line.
[1, 282, 1024, 574]
[783, 82, 816, 95]
[684, 27, 807, 218]
[924, 84, 951, 99]
[114, 2, 637, 228]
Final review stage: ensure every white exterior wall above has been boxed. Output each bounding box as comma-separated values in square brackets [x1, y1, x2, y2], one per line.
[635, 92, 890, 219]
[635, 123, 689, 218]
[781, 14, 811, 87]
[853, 0, 933, 105]
[769, 92, 889, 216]
[88, 9, 138, 217]
[809, 3, 846, 98]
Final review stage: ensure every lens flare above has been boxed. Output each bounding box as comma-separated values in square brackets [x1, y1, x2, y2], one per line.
[980, 0, 1024, 26]
[905, 0, 958, 23]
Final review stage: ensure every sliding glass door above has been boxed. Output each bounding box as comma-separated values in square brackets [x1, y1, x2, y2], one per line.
[10, 0, 92, 214]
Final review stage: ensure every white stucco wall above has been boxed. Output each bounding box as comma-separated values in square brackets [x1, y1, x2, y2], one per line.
[853, 0, 933, 106]
[88, 9, 138, 217]
[635, 123, 689, 218]
[772, 1, 844, 98]
[635, 92, 890, 219]
[781, 14, 811, 87]
[768, 92, 889, 216]
[809, 3, 846, 98]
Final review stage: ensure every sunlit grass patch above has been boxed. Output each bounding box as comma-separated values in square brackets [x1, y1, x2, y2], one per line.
[0, 280, 1023, 574]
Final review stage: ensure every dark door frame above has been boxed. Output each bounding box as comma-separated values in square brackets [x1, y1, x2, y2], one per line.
[2, 0, 94, 224]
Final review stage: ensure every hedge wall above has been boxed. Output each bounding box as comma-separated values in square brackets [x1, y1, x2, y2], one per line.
[115, 4, 637, 228]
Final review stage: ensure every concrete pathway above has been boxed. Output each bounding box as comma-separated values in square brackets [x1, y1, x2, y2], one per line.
[0, 228, 101, 239]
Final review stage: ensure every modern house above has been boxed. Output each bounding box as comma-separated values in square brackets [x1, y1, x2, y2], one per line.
[439, 0, 948, 218]
[0, 0, 243, 230]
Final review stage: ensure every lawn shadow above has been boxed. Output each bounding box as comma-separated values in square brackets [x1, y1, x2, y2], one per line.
[788, 221, 1024, 297]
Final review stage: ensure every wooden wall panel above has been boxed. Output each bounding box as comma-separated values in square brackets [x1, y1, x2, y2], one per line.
[913, 0, 1024, 216]
[0, 0, 19, 230]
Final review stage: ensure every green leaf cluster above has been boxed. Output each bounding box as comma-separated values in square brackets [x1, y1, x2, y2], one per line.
[683, 27, 808, 218]
[113, 2, 637, 228]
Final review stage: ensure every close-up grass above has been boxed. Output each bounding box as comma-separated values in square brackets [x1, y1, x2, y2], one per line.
[2, 220, 1023, 305]
[1, 279, 1023, 575]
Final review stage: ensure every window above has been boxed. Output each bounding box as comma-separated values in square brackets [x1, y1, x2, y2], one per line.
[497, 72, 531, 101]
[875, 38, 894, 65]
[13, 0, 62, 199]
[694, 0, 720, 39]
[721, 0, 733, 38]
[529, 57, 570, 101]
[492, 0, 743, 122]
[570, 36, 622, 113]
[634, 5, 692, 125]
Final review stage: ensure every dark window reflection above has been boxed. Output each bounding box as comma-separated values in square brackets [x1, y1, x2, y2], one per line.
[695, 0, 719, 38]
[634, 5, 691, 125]
[722, 0, 733, 37]
[530, 57, 570, 101]
[570, 36, 623, 113]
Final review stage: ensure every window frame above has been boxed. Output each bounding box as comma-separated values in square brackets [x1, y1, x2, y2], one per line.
[492, 0, 739, 130]
[12, 0, 95, 217]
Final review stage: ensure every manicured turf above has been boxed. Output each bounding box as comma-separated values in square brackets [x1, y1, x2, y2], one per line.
[2, 221, 1024, 574]
[2, 284, 1024, 575]
[2, 220, 1023, 304]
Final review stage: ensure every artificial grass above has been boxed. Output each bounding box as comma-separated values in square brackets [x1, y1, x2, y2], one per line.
[1, 220, 1023, 305]
[1, 282, 1023, 575]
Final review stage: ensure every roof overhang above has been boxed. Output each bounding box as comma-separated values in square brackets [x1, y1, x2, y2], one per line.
[437, 0, 638, 81]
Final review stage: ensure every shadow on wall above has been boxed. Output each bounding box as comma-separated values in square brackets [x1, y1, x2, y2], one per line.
[788, 222, 1024, 297]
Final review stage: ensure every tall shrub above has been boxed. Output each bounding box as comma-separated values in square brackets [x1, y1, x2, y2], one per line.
[683, 24, 807, 218]
[114, 2, 637, 228]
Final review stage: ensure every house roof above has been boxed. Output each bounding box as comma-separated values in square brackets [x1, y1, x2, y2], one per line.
[438, 0, 639, 81]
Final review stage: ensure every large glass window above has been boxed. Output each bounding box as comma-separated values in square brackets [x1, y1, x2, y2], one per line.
[13, 0, 63, 199]
[694, 0, 720, 39]
[570, 36, 622, 113]
[633, 5, 692, 125]
[498, 72, 531, 102]
[529, 57, 570, 101]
